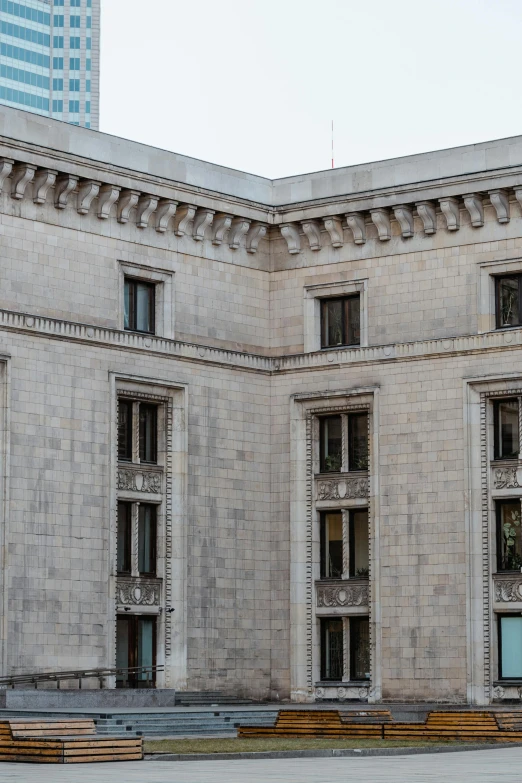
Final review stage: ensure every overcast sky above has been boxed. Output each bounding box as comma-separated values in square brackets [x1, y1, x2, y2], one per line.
[100, 0, 522, 179]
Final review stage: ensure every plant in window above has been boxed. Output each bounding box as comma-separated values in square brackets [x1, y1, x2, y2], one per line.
[503, 508, 522, 570]
[356, 567, 369, 578]
[324, 453, 342, 472]
[501, 287, 518, 327]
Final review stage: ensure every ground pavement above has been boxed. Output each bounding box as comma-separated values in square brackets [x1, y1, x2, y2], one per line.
[0, 746, 521, 782]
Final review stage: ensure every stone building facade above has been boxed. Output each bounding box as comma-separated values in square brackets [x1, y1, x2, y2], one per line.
[1, 106, 522, 704]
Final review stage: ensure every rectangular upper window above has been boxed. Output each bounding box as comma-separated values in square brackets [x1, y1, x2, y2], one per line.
[70, 14, 81, 26]
[320, 511, 343, 579]
[319, 412, 368, 473]
[320, 416, 342, 473]
[53, 56, 64, 69]
[118, 399, 133, 462]
[70, 36, 80, 48]
[348, 412, 368, 471]
[117, 501, 132, 575]
[70, 57, 80, 69]
[124, 278, 155, 335]
[497, 499, 522, 572]
[139, 404, 158, 464]
[138, 504, 157, 576]
[349, 509, 369, 578]
[53, 14, 64, 26]
[496, 275, 522, 329]
[499, 615, 522, 679]
[321, 295, 360, 348]
[69, 78, 80, 91]
[320, 618, 343, 681]
[494, 398, 519, 460]
[350, 617, 370, 680]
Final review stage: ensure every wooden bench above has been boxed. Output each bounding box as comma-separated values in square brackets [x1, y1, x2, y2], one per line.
[238, 709, 391, 739]
[0, 719, 143, 763]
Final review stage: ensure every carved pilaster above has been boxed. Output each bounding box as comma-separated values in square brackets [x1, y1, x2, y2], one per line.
[11, 163, 36, 199]
[489, 189, 510, 224]
[246, 222, 267, 253]
[439, 197, 460, 231]
[97, 185, 120, 219]
[301, 220, 322, 251]
[212, 213, 233, 245]
[228, 217, 250, 249]
[155, 198, 178, 233]
[193, 208, 214, 241]
[323, 216, 344, 248]
[32, 169, 57, 205]
[54, 174, 78, 209]
[136, 194, 158, 229]
[393, 204, 414, 238]
[0, 158, 14, 192]
[173, 204, 196, 237]
[280, 223, 301, 254]
[77, 179, 101, 214]
[346, 212, 366, 244]
[117, 189, 140, 224]
[370, 208, 391, 241]
[416, 201, 437, 234]
[464, 193, 484, 227]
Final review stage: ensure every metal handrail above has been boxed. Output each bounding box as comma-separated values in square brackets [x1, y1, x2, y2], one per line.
[0, 664, 164, 689]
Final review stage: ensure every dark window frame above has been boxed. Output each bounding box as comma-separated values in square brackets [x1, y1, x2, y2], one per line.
[498, 614, 522, 681]
[350, 616, 370, 681]
[124, 277, 156, 335]
[117, 501, 132, 575]
[118, 399, 133, 462]
[319, 510, 343, 580]
[320, 295, 361, 349]
[493, 398, 519, 461]
[116, 615, 157, 688]
[319, 415, 343, 474]
[138, 503, 157, 576]
[348, 508, 369, 579]
[496, 274, 522, 330]
[348, 412, 369, 472]
[320, 617, 344, 682]
[496, 498, 522, 572]
[139, 403, 158, 465]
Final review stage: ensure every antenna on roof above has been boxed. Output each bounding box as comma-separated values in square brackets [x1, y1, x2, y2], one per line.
[331, 120, 334, 169]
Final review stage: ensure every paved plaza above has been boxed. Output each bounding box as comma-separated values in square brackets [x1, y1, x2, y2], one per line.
[0, 747, 521, 782]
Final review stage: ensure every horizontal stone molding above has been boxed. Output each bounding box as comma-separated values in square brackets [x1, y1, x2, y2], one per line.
[315, 474, 369, 501]
[117, 466, 163, 494]
[116, 578, 162, 607]
[314, 685, 369, 701]
[316, 581, 369, 608]
[494, 575, 522, 602]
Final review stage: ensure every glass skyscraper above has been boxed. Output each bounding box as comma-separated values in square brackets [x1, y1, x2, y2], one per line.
[0, 0, 99, 129]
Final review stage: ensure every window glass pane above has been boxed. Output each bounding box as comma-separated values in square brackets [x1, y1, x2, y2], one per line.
[118, 400, 132, 460]
[500, 616, 522, 678]
[321, 618, 343, 680]
[322, 299, 344, 347]
[137, 617, 155, 680]
[348, 412, 368, 470]
[498, 277, 520, 327]
[138, 504, 156, 575]
[136, 282, 153, 333]
[346, 296, 360, 345]
[117, 501, 131, 574]
[495, 399, 519, 459]
[351, 510, 369, 577]
[498, 501, 522, 571]
[116, 616, 129, 673]
[350, 617, 370, 680]
[139, 404, 157, 463]
[124, 278, 133, 330]
[321, 512, 342, 578]
[320, 416, 342, 472]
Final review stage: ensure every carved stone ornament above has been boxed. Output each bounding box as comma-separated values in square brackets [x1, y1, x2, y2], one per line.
[494, 467, 521, 489]
[370, 208, 391, 241]
[494, 578, 522, 602]
[301, 220, 322, 251]
[33, 169, 57, 205]
[346, 212, 366, 244]
[416, 201, 437, 234]
[489, 189, 510, 224]
[117, 579, 161, 606]
[136, 194, 158, 228]
[11, 163, 36, 199]
[515, 187, 522, 215]
[173, 204, 196, 237]
[117, 190, 140, 223]
[315, 687, 325, 699]
[155, 199, 178, 233]
[117, 468, 162, 494]
[316, 475, 369, 501]
[280, 223, 301, 254]
[193, 208, 215, 241]
[317, 583, 369, 608]
[246, 222, 267, 253]
[323, 216, 344, 248]
[54, 174, 78, 209]
[228, 217, 250, 249]
[463, 193, 484, 227]
[0, 158, 14, 192]
[212, 213, 233, 245]
[77, 179, 101, 214]
[393, 204, 414, 238]
[97, 185, 120, 220]
[492, 685, 505, 700]
[439, 197, 460, 231]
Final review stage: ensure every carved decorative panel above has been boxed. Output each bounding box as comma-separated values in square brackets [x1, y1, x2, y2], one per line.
[316, 474, 369, 501]
[315, 685, 369, 701]
[494, 576, 522, 602]
[317, 581, 369, 608]
[493, 466, 521, 490]
[117, 578, 161, 606]
[117, 466, 162, 494]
